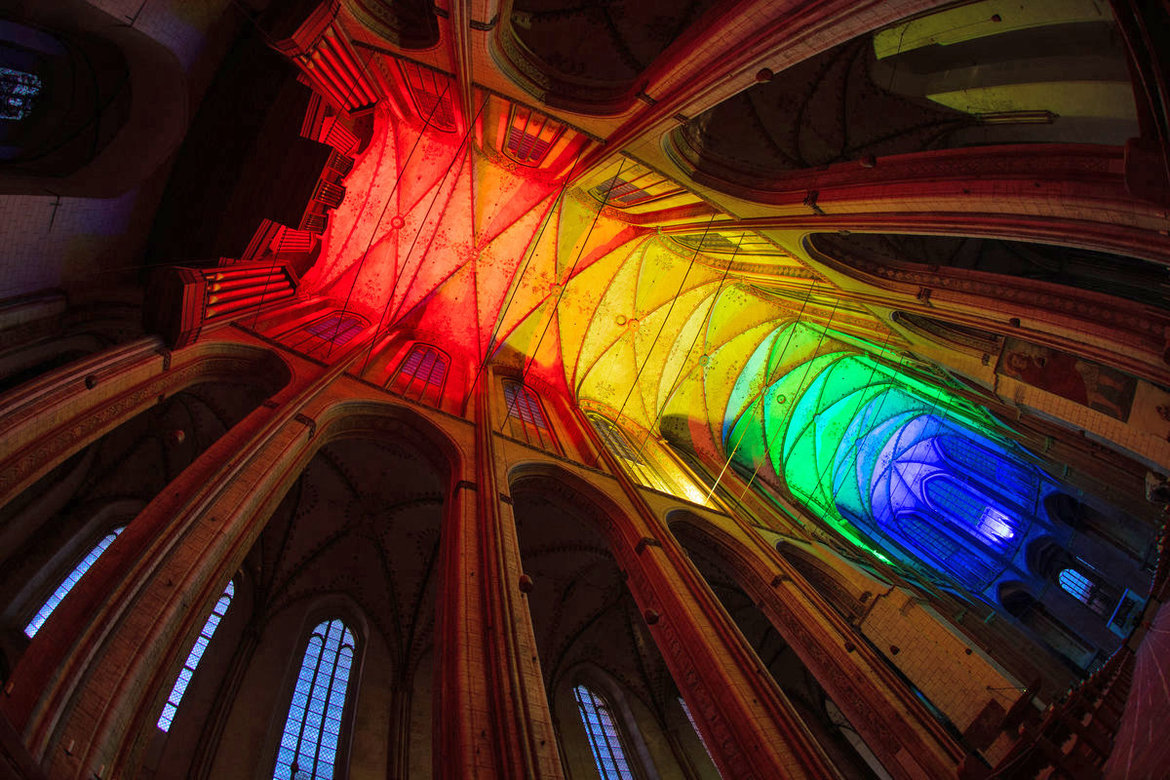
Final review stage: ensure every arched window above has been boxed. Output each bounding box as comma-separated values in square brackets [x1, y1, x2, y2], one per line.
[586, 412, 670, 493]
[923, 476, 1021, 552]
[303, 313, 366, 346]
[895, 513, 995, 590]
[573, 684, 635, 780]
[503, 105, 565, 166]
[389, 343, 449, 405]
[275, 619, 356, 780]
[1058, 568, 1093, 602]
[1057, 566, 1119, 619]
[1, 66, 42, 121]
[157, 581, 234, 732]
[398, 60, 454, 132]
[502, 380, 559, 453]
[285, 313, 368, 358]
[25, 527, 123, 638]
[587, 166, 684, 208]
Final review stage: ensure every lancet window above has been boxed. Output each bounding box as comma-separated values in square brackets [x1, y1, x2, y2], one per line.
[573, 684, 635, 780]
[26, 527, 123, 638]
[502, 380, 559, 453]
[389, 343, 449, 404]
[275, 619, 356, 780]
[586, 412, 670, 493]
[157, 581, 235, 731]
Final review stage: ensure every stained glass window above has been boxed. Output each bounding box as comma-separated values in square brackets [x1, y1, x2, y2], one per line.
[937, 435, 1037, 500]
[587, 168, 684, 208]
[389, 343, 449, 403]
[924, 477, 1019, 551]
[586, 412, 671, 493]
[1, 67, 41, 121]
[1058, 568, 1094, 603]
[398, 60, 454, 132]
[573, 685, 635, 780]
[158, 581, 235, 731]
[26, 528, 123, 638]
[502, 380, 559, 453]
[504, 105, 564, 166]
[503, 380, 548, 430]
[304, 314, 365, 346]
[896, 513, 995, 589]
[275, 619, 356, 780]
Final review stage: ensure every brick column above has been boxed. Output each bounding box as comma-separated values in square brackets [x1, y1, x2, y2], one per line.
[677, 509, 967, 778]
[433, 379, 563, 779]
[0, 339, 366, 779]
[568, 414, 837, 780]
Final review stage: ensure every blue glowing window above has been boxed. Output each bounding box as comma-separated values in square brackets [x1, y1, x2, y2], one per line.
[925, 477, 1018, 550]
[305, 314, 365, 346]
[573, 685, 635, 780]
[275, 619, 355, 780]
[937, 436, 1036, 499]
[26, 528, 123, 638]
[390, 343, 449, 402]
[157, 581, 234, 732]
[503, 381, 549, 430]
[897, 514, 994, 588]
[1, 67, 41, 121]
[678, 697, 719, 773]
[1059, 569, 1094, 603]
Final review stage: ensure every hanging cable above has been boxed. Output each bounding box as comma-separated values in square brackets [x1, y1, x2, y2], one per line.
[612, 213, 714, 428]
[498, 157, 629, 432]
[701, 279, 820, 505]
[632, 226, 742, 464]
[324, 76, 452, 360]
[462, 139, 590, 408]
[357, 88, 485, 375]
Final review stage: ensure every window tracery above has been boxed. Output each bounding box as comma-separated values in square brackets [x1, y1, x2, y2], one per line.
[503, 105, 564, 166]
[286, 313, 368, 357]
[586, 412, 670, 494]
[573, 684, 635, 780]
[398, 60, 454, 132]
[275, 618, 356, 780]
[389, 343, 449, 404]
[502, 379, 559, 453]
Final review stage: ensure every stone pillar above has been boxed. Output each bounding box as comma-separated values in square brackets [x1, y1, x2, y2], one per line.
[0, 338, 362, 778]
[678, 509, 967, 778]
[433, 376, 563, 778]
[571, 414, 837, 779]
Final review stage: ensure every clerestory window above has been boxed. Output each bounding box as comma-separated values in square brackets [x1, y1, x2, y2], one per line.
[502, 380, 560, 453]
[573, 684, 635, 780]
[26, 527, 123, 638]
[275, 619, 356, 780]
[586, 413, 671, 494]
[389, 343, 449, 405]
[157, 581, 235, 731]
[285, 312, 368, 359]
